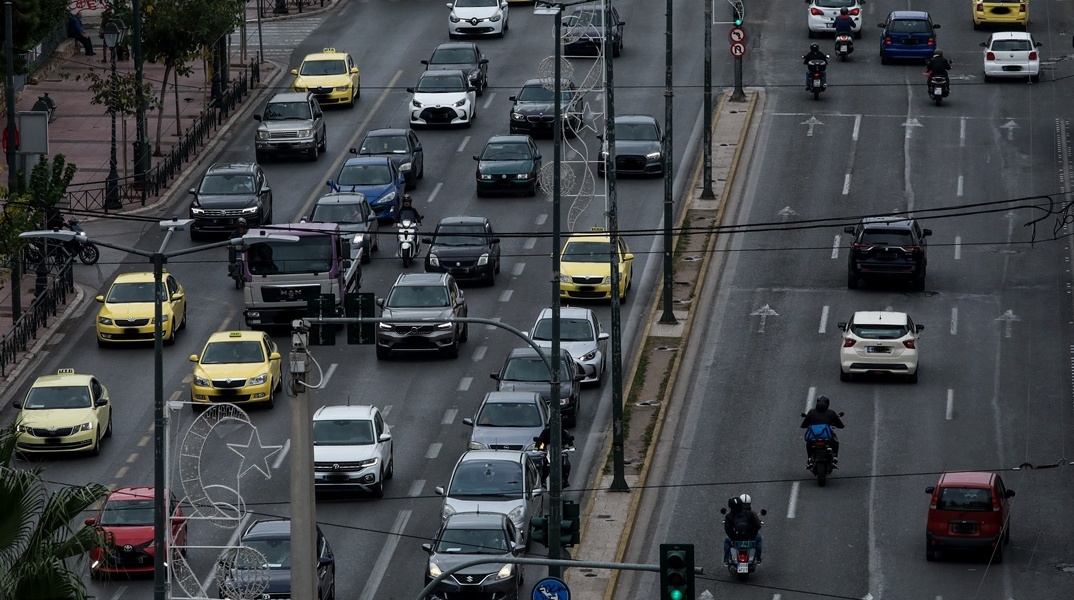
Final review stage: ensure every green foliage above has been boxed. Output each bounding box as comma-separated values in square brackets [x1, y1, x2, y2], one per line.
[27, 155, 77, 216]
[78, 69, 162, 116]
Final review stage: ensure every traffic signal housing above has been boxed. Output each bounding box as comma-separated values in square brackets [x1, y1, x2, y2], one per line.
[345, 292, 376, 344]
[659, 544, 695, 600]
[306, 293, 336, 346]
[560, 500, 580, 547]
[529, 517, 549, 548]
[731, 1, 744, 26]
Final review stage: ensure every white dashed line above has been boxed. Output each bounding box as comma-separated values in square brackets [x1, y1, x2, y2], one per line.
[804, 386, 817, 412]
[472, 346, 487, 361]
[956, 175, 963, 197]
[831, 235, 841, 259]
[946, 390, 954, 420]
[486, 317, 502, 331]
[442, 409, 458, 425]
[428, 183, 443, 204]
[499, 290, 513, 302]
[456, 136, 470, 153]
[950, 307, 958, 335]
[382, 405, 393, 416]
[458, 377, 473, 391]
[786, 481, 800, 519]
[536, 214, 548, 226]
[272, 439, 291, 469]
[358, 510, 412, 600]
[819, 305, 829, 334]
[954, 235, 961, 260]
[426, 443, 442, 459]
[408, 480, 425, 497]
[512, 262, 526, 276]
[842, 174, 851, 195]
[851, 114, 861, 142]
[482, 92, 497, 110]
[322, 363, 337, 387]
[524, 238, 537, 250]
[960, 117, 967, 147]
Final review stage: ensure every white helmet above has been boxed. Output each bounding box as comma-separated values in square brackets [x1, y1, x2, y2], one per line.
[739, 493, 752, 505]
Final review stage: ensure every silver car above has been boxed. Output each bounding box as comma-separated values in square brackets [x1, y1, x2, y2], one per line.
[307, 192, 380, 264]
[528, 306, 609, 386]
[463, 391, 548, 451]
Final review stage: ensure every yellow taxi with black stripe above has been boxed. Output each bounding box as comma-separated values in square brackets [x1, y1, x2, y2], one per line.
[95, 270, 187, 347]
[291, 48, 360, 107]
[12, 369, 112, 456]
[189, 331, 283, 410]
[559, 228, 634, 302]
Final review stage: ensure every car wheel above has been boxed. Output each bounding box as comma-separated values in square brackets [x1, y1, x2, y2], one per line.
[105, 413, 113, 438]
[445, 336, 460, 359]
[1030, 74, 1040, 83]
[89, 433, 101, 456]
[613, 39, 622, 57]
[1003, 527, 1010, 544]
[973, 21, 981, 31]
[880, 55, 890, 65]
[840, 368, 850, 382]
[327, 580, 336, 600]
[853, 30, 861, 40]
[319, 130, 327, 152]
[476, 187, 485, 198]
[912, 271, 926, 291]
[255, 150, 266, 163]
[460, 322, 469, 342]
[808, 29, 816, 39]
[96, 337, 107, 348]
[385, 452, 394, 480]
[371, 476, 384, 498]
[178, 308, 187, 331]
[847, 273, 859, 289]
[925, 546, 937, 562]
[265, 387, 275, 409]
[983, 74, 993, 83]
[274, 374, 283, 393]
[361, 242, 371, 264]
[908, 367, 919, 384]
[485, 268, 496, 287]
[164, 324, 176, 346]
[308, 144, 319, 162]
[376, 344, 390, 360]
[992, 544, 1003, 564]
[418, 162, 425, 179]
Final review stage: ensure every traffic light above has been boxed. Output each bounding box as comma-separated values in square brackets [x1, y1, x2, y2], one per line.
[560, 500, 580, 547]
[345, 292, 375, 344]
[306, 293, 336, 346]
[731, 1, 744, 26]
[659, 544, 695, 600]
[529, 517, 549, 548]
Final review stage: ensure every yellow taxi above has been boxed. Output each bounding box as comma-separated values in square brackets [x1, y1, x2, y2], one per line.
[189, 331, 283, 410]
[12, 369, 112, 456]
[96, 271, 187, 347]
[973, 1, 1028, 30]
[559, 228, 634, 302]
[291, 48, 360, 107]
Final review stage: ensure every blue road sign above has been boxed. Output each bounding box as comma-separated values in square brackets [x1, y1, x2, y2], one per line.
[532, 576, 570, 600]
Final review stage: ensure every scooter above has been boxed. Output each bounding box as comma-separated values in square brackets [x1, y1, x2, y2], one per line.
[802, 412, 845, 487]
[227, 253, 245, 290]
[396, 219, 420, 268]
[26, 217, 99, 265]
[926, 73, 950, 106]
[834, 33, 854, 61]
[806, 58, 828, 100]
[531, 437, 574, 488]
[720, 507, 767, 581]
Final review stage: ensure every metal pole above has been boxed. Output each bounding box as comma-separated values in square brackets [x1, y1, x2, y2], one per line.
[106, 25, 121, 210]
[731, 55, 745, 102]
[659, 0, 676, 325]
[291, 390, 317, 599]
[131, 0, 148, 203]
[152, 248, 167, 600]
[701, 0, 715, 199]
[4, 1, 16, 193]
[256, 0, 265, 64]
[548, 5, 564, 576]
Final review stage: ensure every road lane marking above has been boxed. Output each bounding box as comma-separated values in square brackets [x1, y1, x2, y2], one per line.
[442, 409, 458, 425]
[202, 513, 253, 592]
[272, 439, 291, 469]
[804, 386, 816, 412]
[831, 235, 840, 259]
[458, 377, 473, 391]
[472, 346, 487, 362]
[842, 174, 851, 195]
[138, 435, 150, 447]
[786, 481, 800, 519]
[486, 317, 501, 331]
[428, 182, 443, 204]
[960, 117, 966, 147]
[536, 214, 548, 226]
[108, 588, 128, 600]
[956, 175, 963, 197]
[322, 363, 337, 387]
[946, 390, 954, 420]
[427, 443, 442, 459]
[513, 262, 526, 276]
[115, 466, 128, 478]
[482, 92, 497, 110]
[818, 306, 829, 334]
[851, 114, 861, 142]
[951, 307, 958, 335]
[456, 136, 470, 153]
[409, 480, 425, 497]
[524, 237, 537, 250]
[867, 391, 883, 599]
[358, 510, 412, 600]
[382, 405, 393, 416]
[954, 235, 961, 260]
[127, 453, 138, 464]
[499, 290, 513, 302]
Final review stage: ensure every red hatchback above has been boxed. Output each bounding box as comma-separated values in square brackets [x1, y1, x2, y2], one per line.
[85, 487, 187, 577]
[924, 472, 1014, 562]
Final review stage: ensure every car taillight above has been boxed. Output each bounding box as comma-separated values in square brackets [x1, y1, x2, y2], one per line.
[849, 8, 860, 16]
[927, 36, 936, 47]
[1029, 51, 1037, 60]
[884, 36, 892, 46]
[992, 494, 1002, 511]
[929, 491, 939, 509]
[1019, 3, 1026, 13]
[900, 245, 921, 253]
[852, 243, 871, 251]
[903, 339, 916, 349]
[810, 7, 824, 16]
[976, 4, 983, 13]
[986, 51, 996, 60]
[844, 338, 856, 348]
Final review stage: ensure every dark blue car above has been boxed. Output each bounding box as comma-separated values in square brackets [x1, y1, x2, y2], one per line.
[327, 154, 406, 223]
[878, 11, 940, 64]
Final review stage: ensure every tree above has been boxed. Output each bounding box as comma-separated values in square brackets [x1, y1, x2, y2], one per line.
[0, 0, 69, 76]
[0, 155, 77, 260]
[0, 424, 110, 600]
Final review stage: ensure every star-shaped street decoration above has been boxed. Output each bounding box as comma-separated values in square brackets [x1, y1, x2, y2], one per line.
[227, 427, 283, 480]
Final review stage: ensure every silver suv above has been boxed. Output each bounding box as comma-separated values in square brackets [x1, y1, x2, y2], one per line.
[253, 92, 327, 162]
[376, 273, 468, 359]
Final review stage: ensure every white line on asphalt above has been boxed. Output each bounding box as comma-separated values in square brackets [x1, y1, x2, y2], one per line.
[786, 481, 800, 519]
[486, 317, 502, 330]
[950, 307, 958, 335]
[359, 510, 413, 600]
[108, 587, 127, 600]
[219, 315, 233, 331]
[818, 306, 829, 334]
[512, 262, 525, 276]
[831, 235, 840, 259]
[482, 92, 497, 110]
[456, 136, 470, 153]
[960, 117, 967, 147]
[946, 390, 954, 420]
[273, 439, 291, 469]
[115, 466, 128, 478]
[804, 386, 816, 412]
[383, 405, 393, 416]
[202, 513, 253, 592]
[428, 182, 443, 204]
[536, 214, 548, 226]
[524, 237, 537, 250]
[322, 363, 337, 387]
[458, 377, 473, 391]
[903, 106, 916, 212]
[499, 290, 513, 302]
[472, 346, 487, 362]
[956, 175, 963, 197]
[954, 235, 962, 260]
[842, 174, 851, 195]
[409, 480, 425, 497]
[867, 391, 883, 599]
[442, 409, 457, 425]
[427, 443, 442, 459]
[127, 453, 138, 464]
[852, 114, 861, 142]
[773, 595, 781, 600]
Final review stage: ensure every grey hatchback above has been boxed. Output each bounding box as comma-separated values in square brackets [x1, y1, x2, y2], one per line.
[463, 391, 548, 451]
[491, 347, 583, 427]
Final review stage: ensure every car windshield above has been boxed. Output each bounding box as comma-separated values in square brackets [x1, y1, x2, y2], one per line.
[201, 341, 265, 364]
[299, 59, 348, 76]
[262, 101, 312, 120]
[360, 135, 409, 154]
[991, 39, 1033, 52]
[481, 142, 531, 160]
[517, 84, 573, 103]
[311, 202, 365, 225]
[23, 385, 91, 409]
[562, 240, 612, 262]
[565, 9, 602, 27]
[936, 487, 992, 512]
[100, 499, 155, 526]
[436, 527, 508, 554]
[860, 229, 915, 246]
[105, 282, 167, 303]
[337, 163, 393, 186]
[851, 323, 909, 339]
[198, 174, 256, 195]
[434, 224, 486, 247]
[417, 75, 466, 93]
[242, 539, 291, 569]
[386, 285, 450, 308]
[887, 19, 932, 34]
[247, 237, 335, 275]
[455, 0, 497, 7]
[448, 460, 524, 497]
[616, 122, 659, 142]
[815, 0, 857, 8]
[476, 401, 543, 427]
[313, 419, 376, 446]
[430, 48, 476, 65]
[532, 318, 593, 342]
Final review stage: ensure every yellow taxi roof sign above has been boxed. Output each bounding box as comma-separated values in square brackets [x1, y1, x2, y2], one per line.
[589, 226, 606, 232]
[229, 331, 243, 337]
[322, 48, 338, 53]
[57, 368, 75, 375]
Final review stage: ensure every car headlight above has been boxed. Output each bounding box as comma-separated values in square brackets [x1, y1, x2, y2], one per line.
[507, 505, 525, 523]
[77, 422, 94, 432]
[98, 317, 113, 325]
[449, 13, 461, 22]
[646, 151, 662, 160]
[297, 129, 312, 138]
[489, 12, 502, 22]
[357, 458, 379, 468]
[428, 253, 440, 267]
[194, 376, 210, 387]
[511, 112, 525, 122]
[335, 86, 350, 91]
[16, 424, 32, 434]
[378, 322, 393, 331]
[240, 206, 259, 215]
[151, 315, 169, 324]
[412, 99, 423, 108]
[468, 440, 487, 450]
[580, 349, 598, 361]
[436, 322, 452, 330]
[249, 372, 269, 386]
[294, 85, 306, 92]
[453, 98, 467, 108]
[381, 191, 397, 204]
[190, 206, 206, 216]
[399, 162, 413, 172]
[477, 253, 489, 266]
[478, 173, 493, 181]
[602, 276, 611, 284]
[429, 561, 443, 578]
[523, 441, 538, 452]
[559, 274, 571, 283]
[257, 130, 271, 140]
[494, 563, 514, 580]
[560, 397, 570, 406]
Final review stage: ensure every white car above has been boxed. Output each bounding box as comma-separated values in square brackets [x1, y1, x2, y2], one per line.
[528, 307, 609, 386]
[806, 0, 864, 38]
[407, 70, 477, 128]
[838, 311, 922, 382]
[312, 405, 394, 497]
[981, 31, 1041, 83]
[448, 0, 509, 39]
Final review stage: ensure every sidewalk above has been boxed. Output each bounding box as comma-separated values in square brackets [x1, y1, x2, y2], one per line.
[0, 0, 338, 385]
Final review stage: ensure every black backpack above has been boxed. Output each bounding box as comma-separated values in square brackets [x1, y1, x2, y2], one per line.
[731, 511, 752, 538]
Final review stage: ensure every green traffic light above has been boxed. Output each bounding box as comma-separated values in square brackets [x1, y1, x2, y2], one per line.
[669, 591, 684, 600]
[734, 18, 743, 26]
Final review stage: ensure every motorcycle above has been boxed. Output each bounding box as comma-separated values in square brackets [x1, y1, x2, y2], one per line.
[926, 72, 950, 106]
[834, 33, 854, 61]
[26, 217, 99, 265]
[802, 412, 845, 487]
[806, 58, 828, 100]
[530, 437, 574, 488]
[227, 251, 245, 290]
[720, 507, 767, 581]
[396, 219, 420, 268]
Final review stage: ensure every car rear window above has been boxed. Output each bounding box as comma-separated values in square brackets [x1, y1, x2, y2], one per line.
[991, 39, 1032, 52]
[851, 324, 909, 339]
[816, 0, 858, 8]
[937, 487, 992, 511]
[888, 19, 932, 34]
[860, 229, 915, 246]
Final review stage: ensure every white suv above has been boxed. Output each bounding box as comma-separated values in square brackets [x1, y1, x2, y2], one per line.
[838, 311, 922, 382]
[312, 405, 394, 497]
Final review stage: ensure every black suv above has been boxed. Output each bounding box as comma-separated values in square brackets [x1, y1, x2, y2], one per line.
[422, 42, 489, 96]
[563, 3, 625, 57]
[187, 163, 272, 240]
[423, 216, 501, 286]
[845, 217, 931, 290]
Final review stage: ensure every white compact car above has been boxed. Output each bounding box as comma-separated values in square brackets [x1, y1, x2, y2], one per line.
[838, 311, 922, 382]
[407, 70, 477, 128]
[312, 405, 394, 497]
[806, 0, 864, 38]
[528, 307, 609, 386]
[982, 31, 1041, 83]
[448, 0, 509, 39]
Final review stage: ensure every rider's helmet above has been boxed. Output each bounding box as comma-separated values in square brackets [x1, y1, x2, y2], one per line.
[810, 43, 820, 51]
[739, 493, 752, 507]
[235, 217, 248, 234]
[728, 497, 742, 510]
[402, 194, 413, 206]
[933, 49, 944, 58]
[839, 7, 849, 15]
[815, 395, 830, 411]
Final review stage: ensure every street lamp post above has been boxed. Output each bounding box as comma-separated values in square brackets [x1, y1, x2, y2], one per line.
[103, 20, 126, 211]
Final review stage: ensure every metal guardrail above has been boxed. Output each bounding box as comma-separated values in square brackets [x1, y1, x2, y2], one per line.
[0, 254, 75, 377]
[65, 67, 251, 213]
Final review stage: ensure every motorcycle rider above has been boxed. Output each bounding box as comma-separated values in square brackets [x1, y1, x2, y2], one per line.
[800, 395, 845, 467]
[802, 43, 828, 90]
[925, 50, 953, 95]
[833, 7, 855, 37]
[535, 424, 574, 488]
[396, 194, 423, 225]
[226, 218, 249, 280]
[723, 496, 763, 565]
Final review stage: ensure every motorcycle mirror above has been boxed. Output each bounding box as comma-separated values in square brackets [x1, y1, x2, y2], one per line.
[760, 509, 767, 516]
[801, 412, 807, 417]
[719, 507, 727, 515]
[838, 412, 845, 417]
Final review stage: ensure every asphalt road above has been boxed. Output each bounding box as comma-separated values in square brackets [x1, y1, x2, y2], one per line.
[2, 1, 714, 599]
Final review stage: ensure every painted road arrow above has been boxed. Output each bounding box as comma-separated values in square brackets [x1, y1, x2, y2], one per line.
[999, 119, 1019, 141]
[778, 206, 798, 222]
[750, 303, 779, 333]
[902, 118, 923, 139]
[801, 116, 824, 137]
[995, 309, 1020, 338]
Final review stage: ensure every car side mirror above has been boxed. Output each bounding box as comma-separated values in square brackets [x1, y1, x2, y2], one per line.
[12, 401, 21, 409]
[925, 486, 936, 494]
[837, 412, 845, 417]
[379, 432, 392, 442]
[598, 332, 610, 341]
[468, 86, 476, 92]
[313, 110, 323, 118]
[96, 398, 108, 407]
[434, 486, 446, 496]
[171, 292, 184, 302]
[915, 324, 924, 333]
[290, 68, 298, 75]
[473, 155, 480, 161]
[189, 354, 199, 363]
[406, 87, 416, 93]
[933, 24, 941, 29]
[479, 58, 489, 65]
[534, 154, 542, 160]
[837, 322, 847, 331]
[414, 144, 422, 151]
[462, 417, 474, 427]
[253, 114, 263, 122]
[491, 373, 501, 381]
[318, 556, 334, 568]
[421, 237, 432, 244]
[843, 225, 855, 234]
[269, 352, 281, 361]
[876, 23, 884, 28]
[351, 67, 359, 73]
[85, 517, 97, 526]
[188, 187, 197, 196]
[422, 543, 433, 554]
[376, 298, 385, 308]
[801, 412, 807, 417]
[532, 486, 545, 496]
[420, 59, 430, 66]
[490, 237, 500, 244]
[508, 95, 517, 101]
[1036, 42, 1043, 48]
[95, 295, 105, 303]
[979, 42, 987, 48]
[1005, 489, 1016, 498]
[922, 228, 933, 237]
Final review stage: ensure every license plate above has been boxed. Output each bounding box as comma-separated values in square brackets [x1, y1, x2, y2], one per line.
[866, 346, 891, 354]
[580, 286, 594, 292]
[45, 437, 62, 445]
[825, 23, 834, 28]
[904, 39, 918, 45]
[952, 522, 978, 534]
[839, 45, 848, 52]
[934, 87, 943, 95]
[737, 563, 749, 573]
[123, 328, 139, 334]
[1002, 66, 1021, 72]
[326, 474, 347, 482]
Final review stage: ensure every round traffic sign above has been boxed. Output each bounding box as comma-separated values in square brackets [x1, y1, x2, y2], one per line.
[729, 27, 746, 43]
[532, 577, 570, 600]
[730, 42, 746, 58]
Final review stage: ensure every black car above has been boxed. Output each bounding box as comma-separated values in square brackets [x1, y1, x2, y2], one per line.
[218, 519, 335, 600]
[474, 134, 542, 197]
[423, 512, 523, 600]
[598, 114, 663, 177]
[508, 78, 584, 138]
[423, 216, 501, 285]
[188, 163, 272, 240]
[491, 347, 584, 427]
[563, 3, 625, 57]
[356, 128, 424, 190]
[422, 41, 490, 96]
[845, 217, 931, 290]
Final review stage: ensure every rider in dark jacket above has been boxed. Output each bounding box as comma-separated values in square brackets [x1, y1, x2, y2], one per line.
[723, 496, 763, 564]
[833, 7, 855, 36]
[926, 50, 953, 93]
[536, 425, 574, 487]
[803, 43, 828, 89]
[801, 395, 845, 464]
[396, 195, 423, 224]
